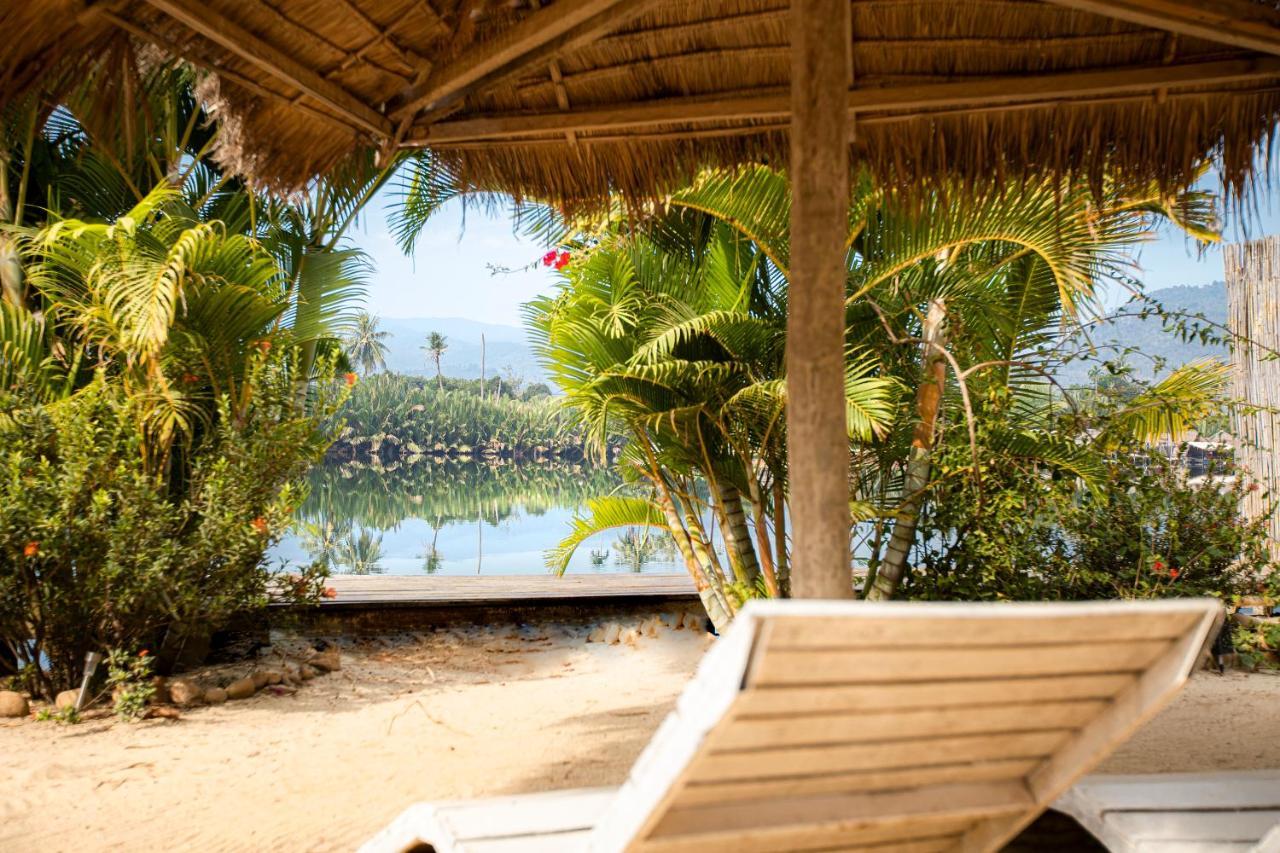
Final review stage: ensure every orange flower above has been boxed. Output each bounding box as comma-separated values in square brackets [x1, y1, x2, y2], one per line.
[138, 649, 149, 658]
[1152, 559, 1165, 573]
[1168, 568, 1180, 580]
[344, 372, 358, 386]
[250, 517, 269, 535]
[257, 340, 272, 354]
[322, 587, 337, 599]
[23, 541, 38, 558]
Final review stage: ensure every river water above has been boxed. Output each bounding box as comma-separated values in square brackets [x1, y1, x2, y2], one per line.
[271, 460, 684, 576]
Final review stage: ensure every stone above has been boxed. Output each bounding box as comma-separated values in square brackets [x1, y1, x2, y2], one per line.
[621, 627, 641, 647]
[661, 612, 683, 630]
[586, 625, 606, 643]
[601, 622, 622, 645]
[308, 649, 341, 672]
[150, 676, 170, 705]
[146, 706, 181, 720]
[298, 664, 318, 681]
[168, 678, 204, 707]
[226, 677, 256, 700]
[55, 689, 79, 711]
[203, 687, 228, 704]
[250, 670, 272, 690]
[0, 690, 28, 717]
[642, 617, 661, 638]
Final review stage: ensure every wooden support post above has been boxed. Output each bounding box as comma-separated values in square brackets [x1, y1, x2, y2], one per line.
[787, 0, 853, 599]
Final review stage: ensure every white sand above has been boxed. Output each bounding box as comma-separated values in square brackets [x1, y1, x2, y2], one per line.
[2, 619, 1277, 853]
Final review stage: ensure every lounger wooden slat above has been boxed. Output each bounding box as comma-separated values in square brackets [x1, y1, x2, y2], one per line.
[1055, 771, 1280, 853]
[362, 599, 1221, 853]
[733, 673, 1137, 715]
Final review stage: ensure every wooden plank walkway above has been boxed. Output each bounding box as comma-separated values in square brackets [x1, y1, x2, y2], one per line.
[318, 573, 698, 607]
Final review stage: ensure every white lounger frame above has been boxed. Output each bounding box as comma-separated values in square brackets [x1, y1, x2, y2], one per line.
[363, 598, 1222, 853]
[1056, 771, 1280, 853]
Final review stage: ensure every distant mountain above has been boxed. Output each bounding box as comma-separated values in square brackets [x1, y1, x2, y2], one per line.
[377, 317, 549, 387]
[1057, 281, 1229, 387]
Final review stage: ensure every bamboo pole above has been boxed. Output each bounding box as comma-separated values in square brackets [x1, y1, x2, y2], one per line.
[1225, 238, 1280, 562]
[786, 0, 853, 599]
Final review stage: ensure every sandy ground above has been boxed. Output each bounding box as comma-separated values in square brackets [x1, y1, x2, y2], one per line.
[2, 615, 1278, 853]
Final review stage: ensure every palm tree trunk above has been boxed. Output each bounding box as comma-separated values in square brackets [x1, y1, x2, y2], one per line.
[715, 480, 763, 589]
[869, 299, 948, 601]
[479, 333, 486, 402]
[655, 488, 732, 631]
[435, 357, 443, 390]
[0, 145, 24, 308]
[773, 475, 789, 596]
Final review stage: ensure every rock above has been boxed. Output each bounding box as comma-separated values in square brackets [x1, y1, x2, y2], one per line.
[308, 649, 341, 672]
[586, 625, 606, 643]
[226, 677, 256, 700]
[298, 664, 318, 680]
[203, 687, 228, 704]
[250, 670, 271, 690]
[601, 622, 622, 645]
[0, 690, 28, 717]
[55, 689, 79, 711]
[168, 678, 204, 707]
[145, 706, 181, 720]
[621, 627, 641, 647]
[150, 676, 170, 705]
[642, 617, 661, 638]
[661, 612, 683, 630]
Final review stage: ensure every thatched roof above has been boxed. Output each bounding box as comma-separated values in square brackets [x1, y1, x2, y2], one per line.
[6, 0, 1280, 208]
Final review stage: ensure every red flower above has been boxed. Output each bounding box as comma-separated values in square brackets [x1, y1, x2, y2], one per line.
[344, 372, 358, 386]
[542, 250, 558, 266]
[1249, 482, 1261, 493]
[181, 372, 200, 384]
[23, 541, 38, 558]
[323, 587, 337, 599]
[554, 251, 571, 270]
[1152, 559, 1165, 573]
[1168, 568, 1180, 580]
[250, 517, 269, 535]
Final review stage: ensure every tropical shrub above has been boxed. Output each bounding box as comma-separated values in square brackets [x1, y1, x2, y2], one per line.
[0, 367, 336, 699]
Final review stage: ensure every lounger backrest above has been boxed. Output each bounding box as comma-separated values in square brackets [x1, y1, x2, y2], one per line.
[588, 598, 1221, 853]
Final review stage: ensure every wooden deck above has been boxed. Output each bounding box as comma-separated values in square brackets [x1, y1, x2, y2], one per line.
[318, 573, 698, 607]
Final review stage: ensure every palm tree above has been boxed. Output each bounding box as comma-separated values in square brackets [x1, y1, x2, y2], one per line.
[532, 166, 1220, 613]
[346, 312, 390, 375]
[422, 331, 448, 389]
[337, 529, 385, 575]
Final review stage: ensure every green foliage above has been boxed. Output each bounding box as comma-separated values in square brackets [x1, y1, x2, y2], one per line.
[105, 649, 156, 722]
[1232, 621, 1280, 671]
[904, 445, 1272, 601]
[35, 706, 80, 725]
[0, 364, 338, 699]
[333, 372, 588, 458]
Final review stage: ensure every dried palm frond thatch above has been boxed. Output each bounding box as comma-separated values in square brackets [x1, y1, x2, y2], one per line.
[4, 0, 1280, 209]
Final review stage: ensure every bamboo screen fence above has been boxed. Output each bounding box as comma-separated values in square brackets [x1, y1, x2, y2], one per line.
[1226, 237, 1280, 562]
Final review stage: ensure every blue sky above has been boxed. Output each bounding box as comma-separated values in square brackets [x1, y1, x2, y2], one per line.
[347, 180, 1280, 327]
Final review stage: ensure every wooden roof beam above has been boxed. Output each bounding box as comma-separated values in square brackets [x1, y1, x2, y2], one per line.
[387, 0, 663, 123]
[139, 0, 392, 137]
[1040, 0, 1280, 56]
[411, 56, 1280, 143]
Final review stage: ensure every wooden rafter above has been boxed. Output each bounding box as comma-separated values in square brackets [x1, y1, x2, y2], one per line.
[410, 56, 1280, 143]
[1041, 0, 1280, 57]
[387, 0, 663, 122]
[139, 0, 392, 136]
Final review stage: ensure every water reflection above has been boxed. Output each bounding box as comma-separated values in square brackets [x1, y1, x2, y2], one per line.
[272, 460, 684, 576]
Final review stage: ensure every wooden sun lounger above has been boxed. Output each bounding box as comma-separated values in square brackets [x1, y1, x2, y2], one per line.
[362, 598, 1221, 853]
[1055, 771, 1280, 853]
